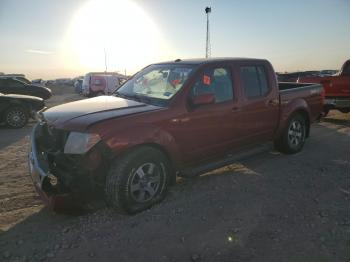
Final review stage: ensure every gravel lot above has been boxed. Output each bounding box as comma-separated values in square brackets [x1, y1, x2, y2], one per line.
[0, 87, 350, 262]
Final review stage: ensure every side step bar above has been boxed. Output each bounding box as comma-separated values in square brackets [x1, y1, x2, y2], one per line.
[179, 143, 273, 178]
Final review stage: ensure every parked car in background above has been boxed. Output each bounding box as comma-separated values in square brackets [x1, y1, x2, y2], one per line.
[29, 58, 324, 213]
[32, 79, 47, 86]
[46, 80, 55, 85]
[0, 77, 52, 100]
[0, 92, 45, 128]
[55, 78, 74, 86]
[82, 72, 128, 97]
[277, 71, 321, 82]
[298, 60, 350, 116]
[319, 70, 338, 77]
[2, 74, 31, 84]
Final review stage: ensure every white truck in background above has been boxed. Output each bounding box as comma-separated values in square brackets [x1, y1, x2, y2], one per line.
[82, 72, 128, 97]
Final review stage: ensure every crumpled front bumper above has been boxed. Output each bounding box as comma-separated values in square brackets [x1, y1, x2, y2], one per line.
[28, 124, 77, 209]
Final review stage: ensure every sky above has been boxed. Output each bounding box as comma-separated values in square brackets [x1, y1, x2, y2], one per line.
[0, 0, 349, 79]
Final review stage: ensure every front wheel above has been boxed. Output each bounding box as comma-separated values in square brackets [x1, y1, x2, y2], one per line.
[105, 147, 171, 214]
[322, 108, 330, 117]
[275, 114, 306, 154]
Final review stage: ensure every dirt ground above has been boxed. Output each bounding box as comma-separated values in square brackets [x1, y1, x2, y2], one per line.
[0, 86, 350, 262]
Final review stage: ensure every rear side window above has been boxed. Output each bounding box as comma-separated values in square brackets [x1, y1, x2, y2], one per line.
[240, 66, 269, 98]
[8, 79, 24, 88]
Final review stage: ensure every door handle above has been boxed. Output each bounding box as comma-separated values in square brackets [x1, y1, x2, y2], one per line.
[268, 99, 278, 106]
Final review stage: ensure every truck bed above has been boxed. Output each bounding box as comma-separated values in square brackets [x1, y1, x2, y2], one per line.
[278, 82, 320, 91]
[278, 82, 324, 123]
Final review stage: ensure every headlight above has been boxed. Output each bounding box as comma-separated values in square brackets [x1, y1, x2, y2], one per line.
[64, 132, 101, 154]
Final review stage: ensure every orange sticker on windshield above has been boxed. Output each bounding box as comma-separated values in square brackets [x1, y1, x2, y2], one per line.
[172, 79, 180, 85]
[203, 75, 211, 85]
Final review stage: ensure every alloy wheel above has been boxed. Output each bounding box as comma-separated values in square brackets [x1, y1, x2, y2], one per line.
[6, 109, 26, 128]
[288, 120, 305, 149]
[129, 162, 162, 203]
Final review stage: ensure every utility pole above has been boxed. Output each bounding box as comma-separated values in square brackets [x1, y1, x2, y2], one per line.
[205, 6, 211, 58]
[104, 48, 108, 72]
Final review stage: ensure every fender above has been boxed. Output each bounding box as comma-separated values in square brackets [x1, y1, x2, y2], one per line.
[94, 123, 182, 169]
[274, 98, 311, 140]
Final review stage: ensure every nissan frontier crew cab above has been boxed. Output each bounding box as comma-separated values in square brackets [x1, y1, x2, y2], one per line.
[29, 58, 324, 213]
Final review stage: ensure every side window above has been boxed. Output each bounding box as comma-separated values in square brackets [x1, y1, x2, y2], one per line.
[191, 67, 233, 103]
[8, 80, 24, 88]
[240, 66, 269, 98]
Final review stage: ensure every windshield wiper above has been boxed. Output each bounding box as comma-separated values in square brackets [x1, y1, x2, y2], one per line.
[115, 91, 134, 100]
[115, 91, 155, 105]
[115, 91, 143, 102]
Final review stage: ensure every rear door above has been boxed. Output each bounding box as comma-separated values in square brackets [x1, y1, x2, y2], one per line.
[237, 62, 279, 144]
[91, 75, 106, 93]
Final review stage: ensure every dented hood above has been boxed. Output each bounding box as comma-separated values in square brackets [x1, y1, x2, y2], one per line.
[41, 96, 162, 131]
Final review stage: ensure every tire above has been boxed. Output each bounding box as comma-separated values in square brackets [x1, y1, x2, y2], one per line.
[274, 113, 306, 154]
[4, 106, 29, 128]
[96, 92, 105, 96]
[322, 108, 330, 117]
[105, 146, 171, 214]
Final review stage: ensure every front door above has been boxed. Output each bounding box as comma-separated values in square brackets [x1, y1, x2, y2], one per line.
[173, 65, 241, 165]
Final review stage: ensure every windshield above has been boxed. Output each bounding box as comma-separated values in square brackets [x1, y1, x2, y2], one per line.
[115, 64, 195, 106]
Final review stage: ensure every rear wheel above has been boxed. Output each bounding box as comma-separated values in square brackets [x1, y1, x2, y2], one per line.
[105, 147, 171, 214]
[322, 108, 330, 117]
[275, 114, 306, 154]
[4, 106, 28, 128]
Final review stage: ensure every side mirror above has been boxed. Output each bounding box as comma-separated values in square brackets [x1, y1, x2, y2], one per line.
[192, 93, 215, 106]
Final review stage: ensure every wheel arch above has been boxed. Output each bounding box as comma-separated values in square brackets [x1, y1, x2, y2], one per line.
[110, 142, 177, 185]
[276, 97, 312, 139]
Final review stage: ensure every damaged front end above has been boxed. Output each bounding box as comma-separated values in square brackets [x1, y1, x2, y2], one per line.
[29, 123, 110, 210]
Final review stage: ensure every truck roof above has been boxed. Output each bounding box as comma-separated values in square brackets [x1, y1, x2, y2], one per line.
[155, 57, 268, 65]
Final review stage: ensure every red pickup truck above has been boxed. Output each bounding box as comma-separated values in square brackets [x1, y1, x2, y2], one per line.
[29, 58, 324, 213]
[298, 60, 350, 116]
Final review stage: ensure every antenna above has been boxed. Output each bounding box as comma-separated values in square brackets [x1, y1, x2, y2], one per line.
[205, 6, 211, 58]
[104, 48, 107, 72]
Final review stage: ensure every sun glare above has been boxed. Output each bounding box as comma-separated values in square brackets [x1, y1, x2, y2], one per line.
[63, 0, 168, 74]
